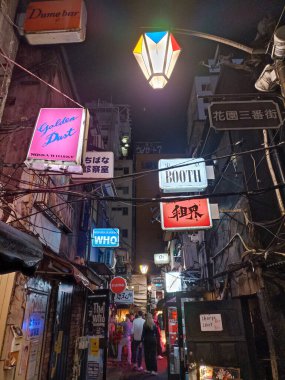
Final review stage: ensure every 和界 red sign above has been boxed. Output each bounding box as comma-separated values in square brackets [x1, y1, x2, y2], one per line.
[160, 198, 212, 230]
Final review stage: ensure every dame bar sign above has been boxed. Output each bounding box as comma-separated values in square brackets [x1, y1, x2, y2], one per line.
[209, 100, 282, 131]
[159, 158, 208, 193]
[24, 0, 86, 45]
[160, 198, 212, 231]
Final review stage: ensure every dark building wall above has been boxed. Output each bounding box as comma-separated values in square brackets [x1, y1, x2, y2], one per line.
[195, 64, 285, 379]
[66, 286, 86, 380]
[40, 283, 58, 380]
[0, 43, 82, 260]
[0, 41, 88, 379]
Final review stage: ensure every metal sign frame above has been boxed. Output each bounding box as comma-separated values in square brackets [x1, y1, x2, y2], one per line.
[209, 100, 283, 131]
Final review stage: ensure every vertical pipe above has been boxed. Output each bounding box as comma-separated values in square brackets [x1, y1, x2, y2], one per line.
[257, 290, 279, 379]
[263, 129, 285, 215]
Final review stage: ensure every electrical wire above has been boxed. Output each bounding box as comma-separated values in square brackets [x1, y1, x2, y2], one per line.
[0, 1, 23, 32]
[0, 49, 84, 109]
[0, 139, 284, 191]
[265, 4, 285, 54]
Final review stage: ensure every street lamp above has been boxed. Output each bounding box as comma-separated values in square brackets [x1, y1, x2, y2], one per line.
[139, 264, 149, 274]
[133, 27, 285, 94]
[133, 31, 182, 89]
[133, 29, 264, 90]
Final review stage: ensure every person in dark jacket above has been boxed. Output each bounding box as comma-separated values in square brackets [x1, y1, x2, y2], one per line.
[142, 313, 158, 375]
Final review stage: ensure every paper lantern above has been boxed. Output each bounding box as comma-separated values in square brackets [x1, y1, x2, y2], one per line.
[133, 31, 181, 89]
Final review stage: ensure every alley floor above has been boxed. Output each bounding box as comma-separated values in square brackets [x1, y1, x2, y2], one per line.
[106, 355, 168, 380]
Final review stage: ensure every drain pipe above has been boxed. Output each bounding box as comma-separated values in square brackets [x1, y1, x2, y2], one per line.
[263, 129, 285, 216]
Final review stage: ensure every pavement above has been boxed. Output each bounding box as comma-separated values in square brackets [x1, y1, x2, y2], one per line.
[106, 356, 168, 380]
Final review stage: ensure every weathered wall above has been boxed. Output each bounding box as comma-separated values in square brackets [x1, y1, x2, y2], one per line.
[0, 43, 82, 260]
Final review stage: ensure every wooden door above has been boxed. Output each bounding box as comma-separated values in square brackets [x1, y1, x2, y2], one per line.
[183, 299, 256, 380]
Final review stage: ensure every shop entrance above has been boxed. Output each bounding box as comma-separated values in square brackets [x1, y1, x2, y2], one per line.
[49, 283, 73, 379]
[182, 298, 256, 380]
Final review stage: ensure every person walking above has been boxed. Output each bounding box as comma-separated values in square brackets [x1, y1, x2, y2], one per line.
[142, 313, 158, 375]
[117, 314, 132, 365]
[153, 311, 163, 359]
[131, 310, 145, 371]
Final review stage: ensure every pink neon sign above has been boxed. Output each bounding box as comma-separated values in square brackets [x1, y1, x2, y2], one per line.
[27, 108, 85, 162]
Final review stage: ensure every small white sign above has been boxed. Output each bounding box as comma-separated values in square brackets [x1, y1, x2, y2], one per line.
[114, 290, 134, 304]
[165, 272, 182, 293]
[200, 314, 223, 331]
[72, 151, 114, 182]
[159, 158, 208, 193]
[154, 253, 170, 265]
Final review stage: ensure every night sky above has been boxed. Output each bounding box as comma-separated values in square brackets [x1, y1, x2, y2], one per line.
[66, 0, 284, 153]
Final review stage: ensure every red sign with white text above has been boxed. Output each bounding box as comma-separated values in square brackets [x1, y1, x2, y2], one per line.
[110, 276, 127, 294]
[160, 198, 212, 230]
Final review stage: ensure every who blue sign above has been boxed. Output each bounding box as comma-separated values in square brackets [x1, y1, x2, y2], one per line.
[92, 228, 120, 248]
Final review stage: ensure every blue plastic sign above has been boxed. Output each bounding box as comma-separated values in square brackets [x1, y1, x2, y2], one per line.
[92, 228, 119, 248]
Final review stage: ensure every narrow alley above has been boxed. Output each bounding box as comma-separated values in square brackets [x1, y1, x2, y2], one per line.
[107, 356, 168, 380]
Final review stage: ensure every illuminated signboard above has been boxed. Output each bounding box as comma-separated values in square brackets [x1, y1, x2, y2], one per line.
[24, 0, 87, 45]
[92, 228, 119, 248]
[165, 272, 182, 293]
[160, 198, 212, 231]
[25, 108, 89, 173]
[154, 253, 170, 265]
[114, 290, 134, 304]
[72, 151, 114, 182]
[159, 158, 208, 193]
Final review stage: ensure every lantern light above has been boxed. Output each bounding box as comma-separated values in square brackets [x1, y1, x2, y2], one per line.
[139, 264, 149, 274]
[133, 31, 181, 89]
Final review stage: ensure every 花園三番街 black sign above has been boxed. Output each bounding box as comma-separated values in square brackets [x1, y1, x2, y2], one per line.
[209, 100, 283, 130]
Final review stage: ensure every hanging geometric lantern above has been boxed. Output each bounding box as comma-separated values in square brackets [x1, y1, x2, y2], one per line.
[139, 264, 149, 274]
[133, 31, 181, 89]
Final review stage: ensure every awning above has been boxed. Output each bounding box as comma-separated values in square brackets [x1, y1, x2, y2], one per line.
[88, 261, 114, 276]
[0, 220, 43, 276]
[73, 263, 103, 287]
[36, 251, 98, 291]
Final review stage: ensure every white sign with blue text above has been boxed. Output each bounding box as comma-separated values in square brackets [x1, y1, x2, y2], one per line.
[92, 228, 119, 248]
[114, 290, 134, 304]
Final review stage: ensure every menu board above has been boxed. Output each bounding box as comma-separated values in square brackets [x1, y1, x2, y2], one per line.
[86, 291, 110, 380]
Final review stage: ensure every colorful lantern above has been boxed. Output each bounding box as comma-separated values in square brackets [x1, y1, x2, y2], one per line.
[139, 264, 149, 274]
[133, 31, 181, 89]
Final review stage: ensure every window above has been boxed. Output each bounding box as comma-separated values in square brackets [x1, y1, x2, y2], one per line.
[201, 83, 211, 92]
[116, 186, 129, 195]
[122, 229, 128, 238]
[123, 167, 129, 175]
[112, 207, 128, 215]
[112, 207, 122, 212]
[141, 161, 158, 170]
